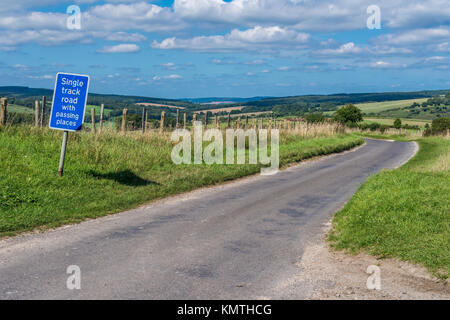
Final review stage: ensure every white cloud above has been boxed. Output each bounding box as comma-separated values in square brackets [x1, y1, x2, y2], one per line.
[84, 2, 183, 32]
[5, 1, 450, 32]
[243, 59, 265, 65]
[378, 27, 450, 45]
[152, 74, 183, 80]
[97, 43, 140, 53]
[435, 42, 450, 52]
[28, 74, 53, 80]
[152, 26, 309, 51]
[13, 64, 30, 70]
[370, 61, 392, 68]
[164, 74, 182, 79]
[318, 42, 363, 55]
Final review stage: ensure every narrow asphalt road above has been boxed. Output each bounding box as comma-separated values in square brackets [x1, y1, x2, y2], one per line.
[0, 139, 417, 299]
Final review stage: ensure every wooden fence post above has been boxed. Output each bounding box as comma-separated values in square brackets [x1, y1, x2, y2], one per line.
[245, 115, 248, 129]
[253, 118, 257, 129]
[35, 100, 40, 127]
[176, 109, 180, 129]
[99, 104, 104, 133]
[204, 112, 208, 129]
[121, 108, 127, 134]
[91, 108, 96, 133]
[160, 111, 165, 133]
[227, 112, 231, 128]
[144, 110, 148, 130]
[40, 96, 46, 127]
[217, 115, 220, 129]
[0, 98, 7, 126]
[237, 116, 241, 129]
[183, 113, 187, 130]
[141, 107, 146, 133]
[192, 113, 197, 132]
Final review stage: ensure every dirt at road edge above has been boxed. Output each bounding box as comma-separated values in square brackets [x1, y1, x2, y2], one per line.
[297, 221, 450, 300]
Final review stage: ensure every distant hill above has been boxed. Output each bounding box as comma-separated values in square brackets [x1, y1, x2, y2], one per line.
[182, 97, 271, 104]
[239, 89, 450, 116]
[0, 86, 195, 108]
[0, 86, 199, 119]
[1, 86, 449, 119]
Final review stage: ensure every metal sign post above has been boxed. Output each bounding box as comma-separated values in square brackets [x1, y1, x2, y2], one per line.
[58, 131, 69, 177]
[49, 72, 90, 177]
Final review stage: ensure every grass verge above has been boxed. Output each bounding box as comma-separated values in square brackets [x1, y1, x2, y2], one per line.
[329, 136, 449, 279]
[0, 125, 363, 237]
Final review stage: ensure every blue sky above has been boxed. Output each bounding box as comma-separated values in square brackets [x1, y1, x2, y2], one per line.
[0, 0, 449, 98]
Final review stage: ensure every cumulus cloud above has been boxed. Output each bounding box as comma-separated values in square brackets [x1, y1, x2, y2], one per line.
[378, 27, 450, 45]
[151, 26, 310, 51]
[318, 42, 363, 55]
[153, 74, 183, 80]
[369, 61, 405, 69]
[412, 56, 450, 69]
[1, 0, 449, 57]
[97, 43, 140, 53]
[164, 74, 183, 79]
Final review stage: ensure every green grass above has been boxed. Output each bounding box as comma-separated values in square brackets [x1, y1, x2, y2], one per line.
[325, 99, 429, 116]
[329, 137, 450, 279]
[0, 126, 363, 237]
[7, 104, 34, 114]
[351, 99, 428, 113]
[363, 117, 431, 127]
[85, 105, 114, 116]
[376, 105, 450, 120]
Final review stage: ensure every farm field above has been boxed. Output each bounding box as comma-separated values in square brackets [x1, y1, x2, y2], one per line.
[330, 136, 450, 279]
[136, 102, 185, 109]
[376, 105, 450, 120]
[6, 104, 34, 114]
[85, 104, 114, 116]
[363, 117, 431, 127]
[0, 125, 363, 237]
[324, 98, 429, 116]
[351, 98, 429, 113]
[194, 106, 245, 114]
[230, 111, 273, 118]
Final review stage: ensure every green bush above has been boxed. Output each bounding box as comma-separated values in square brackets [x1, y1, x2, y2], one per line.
[431, 117, 450, 135]
[305, 112, 325, 123]
[334, 104, 363, 125]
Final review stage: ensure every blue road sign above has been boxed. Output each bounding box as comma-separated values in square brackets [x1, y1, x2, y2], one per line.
[49, 72, 90, 132]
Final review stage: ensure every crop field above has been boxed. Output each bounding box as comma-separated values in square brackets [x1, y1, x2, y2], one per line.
[6, 104, 34, 114]
[363, 117, 431, 127]
[136, 102, 185, 109]
[194, 106, 245, 114]
[351, 99, 429, 113]
[85, 105, 114, 116]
